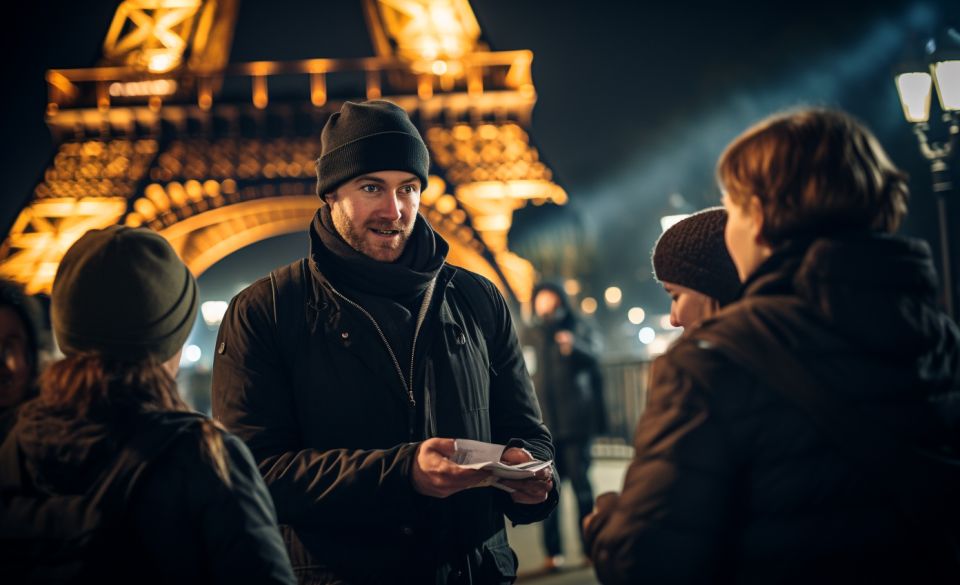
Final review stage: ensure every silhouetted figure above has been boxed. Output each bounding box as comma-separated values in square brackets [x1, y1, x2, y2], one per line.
[525, 282, 605, 571]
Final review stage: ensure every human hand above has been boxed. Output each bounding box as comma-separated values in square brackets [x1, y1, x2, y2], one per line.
[497, 447, 554, 504]
[555, 330, 574, 356]
[583, 491, 620, 542]
[412, 438, 494, 498]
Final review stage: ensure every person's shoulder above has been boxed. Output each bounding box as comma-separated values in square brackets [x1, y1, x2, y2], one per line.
[449, 266, 499, 296]
[447, 267, 507, 310]
[228, 258, 311, 319]
[231, 275, 273, 310]
[138, 414, 254, 491]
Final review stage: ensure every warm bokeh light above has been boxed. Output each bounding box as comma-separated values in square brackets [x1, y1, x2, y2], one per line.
[628, 307, 646, 325]
[604, 286, 622, 306]
[581, 297, 598, 315]
[563, 279, 581, 296]
[147, 53, 179, 74]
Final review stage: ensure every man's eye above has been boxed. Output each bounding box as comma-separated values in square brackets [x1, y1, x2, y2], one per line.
[399, 185, 418, 195]
[361, 184, 380, 193]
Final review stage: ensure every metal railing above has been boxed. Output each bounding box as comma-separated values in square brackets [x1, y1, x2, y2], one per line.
[597, 357, 651, 448]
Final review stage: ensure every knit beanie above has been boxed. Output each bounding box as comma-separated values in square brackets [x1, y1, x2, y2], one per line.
[315, 100, 430, 201]
[652, 207, 742, 306]
[52, 226, 198, 363]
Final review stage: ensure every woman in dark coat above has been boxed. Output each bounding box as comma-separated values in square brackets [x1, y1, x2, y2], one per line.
[0, 226, 295, 584]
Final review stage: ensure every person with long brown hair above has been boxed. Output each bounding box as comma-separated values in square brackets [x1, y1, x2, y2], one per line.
[0, 226, 295, 583]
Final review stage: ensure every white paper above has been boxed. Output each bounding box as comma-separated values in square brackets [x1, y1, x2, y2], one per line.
[452, 439, 553, 480]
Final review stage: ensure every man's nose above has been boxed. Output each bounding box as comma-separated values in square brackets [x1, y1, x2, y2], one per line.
[376, 192, 402, 221]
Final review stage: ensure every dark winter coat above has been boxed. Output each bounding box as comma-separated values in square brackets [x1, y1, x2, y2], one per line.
[524, 284, 606, 441]
[0, 400, 295, 584]
[212, 249, 557, 584]
[586, 234, 960, 584]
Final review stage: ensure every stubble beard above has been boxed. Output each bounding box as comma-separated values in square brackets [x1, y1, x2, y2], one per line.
[331, 205, 415, 262]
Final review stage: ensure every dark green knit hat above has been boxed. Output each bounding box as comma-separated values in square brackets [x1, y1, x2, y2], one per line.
[315, 100, 430, 201]
[52, 226, 198, 362]
[652, 207, 742, 306]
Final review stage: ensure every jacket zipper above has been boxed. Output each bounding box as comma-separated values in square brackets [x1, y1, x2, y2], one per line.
[325, 279, 437, 408]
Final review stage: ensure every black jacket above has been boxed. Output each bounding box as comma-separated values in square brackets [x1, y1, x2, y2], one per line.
[586, 234, 960, 584]
[212, 255, 558, 584]
[0, 401, 294, 584]
[524, 284, 606, 441]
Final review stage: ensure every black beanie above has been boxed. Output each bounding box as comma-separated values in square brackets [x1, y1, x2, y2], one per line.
[52, 226, 198, 363]
[652, 207, 742, 306]
[315, 100, 430, 201]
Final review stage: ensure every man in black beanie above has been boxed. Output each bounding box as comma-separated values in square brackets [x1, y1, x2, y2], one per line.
[212, 100, 558, 585]
[652, 207, 741, 328]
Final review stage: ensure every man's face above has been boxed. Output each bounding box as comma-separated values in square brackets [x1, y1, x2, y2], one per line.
[0, 307, 31, 409]
[327, 170, 421, 262]
[533, 289, 562, 320]
[663, 282, 718, 329]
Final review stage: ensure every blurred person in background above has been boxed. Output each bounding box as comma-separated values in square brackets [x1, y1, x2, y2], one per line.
[525, 282, 606, 572]
[0, 226, 295, 584]
[0, 279, 45, 437]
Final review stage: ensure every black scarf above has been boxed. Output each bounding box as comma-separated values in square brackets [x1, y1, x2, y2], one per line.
[310, 206, 448, 301]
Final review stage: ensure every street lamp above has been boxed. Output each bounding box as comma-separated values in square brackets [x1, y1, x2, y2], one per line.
[895, 30, 960, 319]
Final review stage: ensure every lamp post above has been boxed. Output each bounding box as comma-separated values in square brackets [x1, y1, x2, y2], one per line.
[895, 33, 960, 319]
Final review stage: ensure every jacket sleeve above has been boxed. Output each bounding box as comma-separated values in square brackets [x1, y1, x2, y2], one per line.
[203, 434, 297, 584]
[473, 276, 560, 524]
[586, 343, 737, 584]
[211, 281, 419, 530]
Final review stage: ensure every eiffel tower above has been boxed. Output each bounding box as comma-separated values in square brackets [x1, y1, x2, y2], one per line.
[0, 0, 568, 304]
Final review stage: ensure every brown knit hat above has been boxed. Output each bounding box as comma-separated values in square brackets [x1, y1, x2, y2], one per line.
[652, 207, 742, 306]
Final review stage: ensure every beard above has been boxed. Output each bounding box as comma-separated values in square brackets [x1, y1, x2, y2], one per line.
[331, 205, 415, 262]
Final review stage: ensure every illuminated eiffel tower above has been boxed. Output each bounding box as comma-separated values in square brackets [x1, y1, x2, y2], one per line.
[0, 0, 567, 304]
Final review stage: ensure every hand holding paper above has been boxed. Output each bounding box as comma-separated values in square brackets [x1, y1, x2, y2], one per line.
[412, 437, 495, 498]
[452, 439, 554, 503]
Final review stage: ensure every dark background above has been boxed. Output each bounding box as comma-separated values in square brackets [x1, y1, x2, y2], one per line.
[2, 0, 958, 356]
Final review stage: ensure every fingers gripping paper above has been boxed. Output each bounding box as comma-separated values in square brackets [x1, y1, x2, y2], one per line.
[452, 439, 553, 479]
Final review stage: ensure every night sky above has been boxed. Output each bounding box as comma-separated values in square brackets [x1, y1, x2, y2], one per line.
[2, 0, 958, 355]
